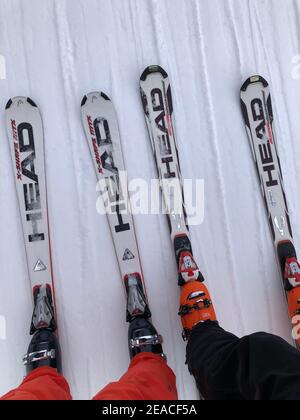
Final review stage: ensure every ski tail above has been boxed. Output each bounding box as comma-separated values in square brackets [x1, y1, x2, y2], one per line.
[124, 273, 152, 322]
[5, 97, 57, 336]
[240, 76, 300, 347]
[30, 284, 57, 335]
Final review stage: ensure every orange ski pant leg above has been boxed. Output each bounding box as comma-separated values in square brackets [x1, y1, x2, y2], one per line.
[93, 353, 178, 400]
[1, 367, 72, 400]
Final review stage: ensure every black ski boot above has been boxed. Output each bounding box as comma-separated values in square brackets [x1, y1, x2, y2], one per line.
[128, 316, 164, 360]
[23, 284, 62, 374]
[125, 273, 165, 360]
[23, 329, 61, 374]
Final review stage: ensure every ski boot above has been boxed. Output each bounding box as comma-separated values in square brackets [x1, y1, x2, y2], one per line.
[125, 273, 165, 360]
[179, 281, 217, 341]
[23, 284, 62, 374]
[175, 235, 216, 340]
[128, 316, 165, 359]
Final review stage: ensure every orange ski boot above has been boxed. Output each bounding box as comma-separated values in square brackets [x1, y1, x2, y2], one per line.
[179, 281, 217, 341]
[174, 234, 217, 339]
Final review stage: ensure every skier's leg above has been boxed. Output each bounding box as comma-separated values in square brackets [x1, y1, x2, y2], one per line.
[1, 367, 71, 400]
[180, 281, 300, 400]
[187, 321, 300, 400]
[93, 352, 177, 400]
[1, 324, 69, 400]
[1, 285, 70, 401]
[94, 272, 177, 400]
[94, 313, 177, 400]
[186, 321, 245, 400]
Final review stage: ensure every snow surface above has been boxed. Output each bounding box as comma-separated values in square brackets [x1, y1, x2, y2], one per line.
[1, 0, 300, 400]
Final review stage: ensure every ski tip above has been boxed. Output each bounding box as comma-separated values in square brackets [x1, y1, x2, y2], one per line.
[81, 95, 88, 107]
[140, 65, 168, 81]
[81, 92, 111, 107]
[100, 92, 110, 101]
[5, 99, 12, 110]
[5, 96, 38, 110]
[27, 97, 38, 108]
[241, 75, 269, 92]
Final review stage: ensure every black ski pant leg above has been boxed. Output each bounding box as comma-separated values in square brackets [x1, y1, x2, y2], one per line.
[186, 321, 300, 400]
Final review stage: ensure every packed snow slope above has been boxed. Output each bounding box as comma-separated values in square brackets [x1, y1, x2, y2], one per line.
[1, 0, 300, 400]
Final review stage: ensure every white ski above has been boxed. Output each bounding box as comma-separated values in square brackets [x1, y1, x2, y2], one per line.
[140, 66, 204, 285]
[81, 92, 150, 320]
[240, 76, 293, 247]
[241, 76, 300, 347]
[140, 66, 189, 242]
[6, 97, 53, 291]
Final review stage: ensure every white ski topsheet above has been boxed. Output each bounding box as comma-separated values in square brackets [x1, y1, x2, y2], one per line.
[81, 92, 144, 285]
[1, 0, 300, 401]
[240, 77, 293, 247]
[5, 97, 52, 290]
[140, 67, 189, 241]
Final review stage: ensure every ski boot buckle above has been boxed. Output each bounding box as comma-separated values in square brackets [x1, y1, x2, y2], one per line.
[23, 349, 56, 366]
[130, 334, 163, 349]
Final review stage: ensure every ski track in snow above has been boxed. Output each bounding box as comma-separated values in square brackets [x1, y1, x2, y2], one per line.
[1, 0, 300, 400]
[53, 0, 92, 396]
[227, 0, 243, 76]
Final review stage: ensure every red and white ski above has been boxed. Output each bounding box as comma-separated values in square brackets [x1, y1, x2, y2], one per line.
[81, 92, 151, 321]
[5, 97, 57, 336]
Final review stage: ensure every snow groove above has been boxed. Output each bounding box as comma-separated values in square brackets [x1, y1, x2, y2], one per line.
[227, 0, 244, 77]
[148, 0, 167, 66]
[128, 0, 144, 70]
[53, 0, 95, 398]
[17, 1, 32, 93]
[290, 0, 300, 52]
